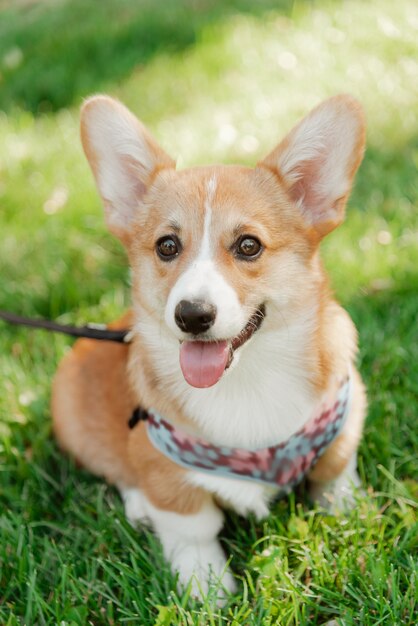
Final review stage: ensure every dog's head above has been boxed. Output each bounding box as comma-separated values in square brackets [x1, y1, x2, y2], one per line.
[81, 95, 365, 389]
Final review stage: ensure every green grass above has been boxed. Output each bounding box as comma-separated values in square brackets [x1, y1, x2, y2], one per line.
[1, 0, 417, 624]
[0, 0, 294, 114]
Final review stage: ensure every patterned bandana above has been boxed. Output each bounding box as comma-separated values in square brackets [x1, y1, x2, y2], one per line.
[144, 376, 351, 495]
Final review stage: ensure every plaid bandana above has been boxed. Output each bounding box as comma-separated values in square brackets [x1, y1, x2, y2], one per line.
[145, 376, 351, 494]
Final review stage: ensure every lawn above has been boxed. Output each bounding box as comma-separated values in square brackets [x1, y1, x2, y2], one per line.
[0, 0, 417, 624]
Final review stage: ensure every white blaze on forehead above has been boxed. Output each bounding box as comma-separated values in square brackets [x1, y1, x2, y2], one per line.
[199, 175, 216, 261]
[165, 174, 247, 339]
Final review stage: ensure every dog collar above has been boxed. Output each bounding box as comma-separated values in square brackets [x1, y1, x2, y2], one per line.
[143, 376, 351, 493]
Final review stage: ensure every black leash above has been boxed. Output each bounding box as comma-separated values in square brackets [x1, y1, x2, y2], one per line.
[0, 310, 132, 343]
[128, 407, 149, 428]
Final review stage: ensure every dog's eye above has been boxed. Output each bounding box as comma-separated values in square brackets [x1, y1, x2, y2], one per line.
[156, 235, 181, 260]
[235, 236, 263, 260]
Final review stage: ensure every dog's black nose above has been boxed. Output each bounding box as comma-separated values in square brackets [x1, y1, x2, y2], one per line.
[175, 300, 217, 335]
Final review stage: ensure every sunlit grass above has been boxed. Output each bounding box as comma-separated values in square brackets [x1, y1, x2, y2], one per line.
[1, 0, 417, 624]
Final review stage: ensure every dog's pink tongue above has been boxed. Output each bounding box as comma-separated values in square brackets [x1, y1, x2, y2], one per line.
[179, 340, 229, 388]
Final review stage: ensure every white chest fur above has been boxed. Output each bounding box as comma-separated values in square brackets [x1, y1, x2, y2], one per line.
[133, 309, 323, 516]
[135, 308, 319, 449]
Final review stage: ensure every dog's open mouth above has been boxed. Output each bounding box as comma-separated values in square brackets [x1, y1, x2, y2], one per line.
[179, 304, 265, 388]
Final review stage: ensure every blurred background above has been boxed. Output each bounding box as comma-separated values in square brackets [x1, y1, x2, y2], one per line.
[0, 1, 417, 622]
[1, 0, 417, 299]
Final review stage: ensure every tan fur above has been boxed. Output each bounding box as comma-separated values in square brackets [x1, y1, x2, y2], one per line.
[52, 94, 367, 526]
[53, 312, 207, 515]
[52, 312, 136, 486]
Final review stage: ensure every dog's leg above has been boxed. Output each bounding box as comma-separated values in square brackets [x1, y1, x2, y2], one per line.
[120, 486, 149, 526]
[121, 487, 236, 601]
[308, 453, 362, 511]
[308, 368, 366, 511]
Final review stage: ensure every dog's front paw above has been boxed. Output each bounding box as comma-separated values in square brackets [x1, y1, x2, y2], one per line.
[309, 467, 363, 512]
[173, 539, 236, 604]
[120, 487, 150, 526]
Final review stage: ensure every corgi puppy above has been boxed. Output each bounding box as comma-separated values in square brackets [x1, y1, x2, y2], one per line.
[52, 94, 367, 598]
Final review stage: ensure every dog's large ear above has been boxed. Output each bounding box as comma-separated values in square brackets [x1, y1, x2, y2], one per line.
[80, 95, 175, 243]
[259, 95, 365, 238]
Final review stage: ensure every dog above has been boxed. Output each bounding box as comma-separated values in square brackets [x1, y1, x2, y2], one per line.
[52, 94, 367, 598]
